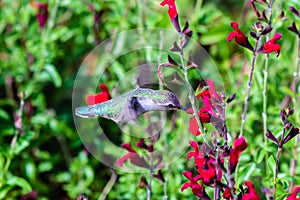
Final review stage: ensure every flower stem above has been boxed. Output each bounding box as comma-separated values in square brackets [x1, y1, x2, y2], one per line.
[289, 33, 300, 192]
[98, 169, 117, 200]
[263, 0, 274, 175]
[274, 128, 286, 199]
[273, 147, 281, 199]
[240, 37, 261, 137]
[178, 34, 207, 143]
[214, 142, 220, 200]
[163, 180, 168, 200]
[147, 149, 154, 200]
[0, 93, 25, 187]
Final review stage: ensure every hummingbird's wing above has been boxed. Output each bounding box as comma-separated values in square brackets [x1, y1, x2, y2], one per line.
[115, 96, 147, 124]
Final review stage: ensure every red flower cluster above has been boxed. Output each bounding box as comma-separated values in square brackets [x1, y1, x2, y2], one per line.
[229, 137, 248, 173]
[187, 79, 219, 136]
[241, 181, 261, 200]
[287, 186, 300, 200]
[227, 22, 253, 51]
[263, 33, 282, 57]
[30, 2, 48, 29]
[181, 171, 205, 198]
[187, 140, 222, 185]
[85, 83, 111, 105]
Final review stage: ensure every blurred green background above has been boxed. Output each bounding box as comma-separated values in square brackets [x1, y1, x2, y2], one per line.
[0, 0, 299, 199]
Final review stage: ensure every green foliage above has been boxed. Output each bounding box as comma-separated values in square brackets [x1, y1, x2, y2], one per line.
[0, 0, 299, 199]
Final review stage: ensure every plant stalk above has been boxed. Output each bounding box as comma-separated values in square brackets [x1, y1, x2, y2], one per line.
[240, 37, 261, 137]
[289, 33, 300, 192]
[274, 128, 286, 199]
[147, 150, 155, 200]
[178, 34, 207, 143]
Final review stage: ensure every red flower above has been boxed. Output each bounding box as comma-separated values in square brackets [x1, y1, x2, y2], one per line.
[86, 83, 111, 105]
[223, 188, 234, 200]
[188, 107, 211, 136]
[30, 2, 48, 29]
[241, 181, 261, 200]
[263, 33, 282, 57]
[229, 137, 248, 173]
[181, 171, 204, 197]
[186, 140, 222, 185]
[227, 22, 253, 51]
[160, 0, 180, 32]
[160, 0, 178, 20]
[227, 22, 247, 44]
[117, 143, 148, 168]
[287, 186, 300, 200]
[187, 81, 218, 136]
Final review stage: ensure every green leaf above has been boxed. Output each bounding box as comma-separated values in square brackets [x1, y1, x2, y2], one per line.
[267, 155, 276, 177]
[24, 161, 37, 182]
[0, 185, 13, 199]
[278, 178, 289, 190]
[237, 163, 256, 186]
[0, 109, 10, 121]
[44, 64, 62, 87]
[83, 166, 94, 186]
[13, 139, 30, 155]
[6, 175, 32, 193]
[0, 153, 4, 170]
[255, 148, 267, 164]
[38, 161, 53, 173]
[280, 86, 294, 98]
[56, 172, 71, 182]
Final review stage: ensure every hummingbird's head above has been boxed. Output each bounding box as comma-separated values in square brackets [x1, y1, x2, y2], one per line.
[156, 90, 186, 111]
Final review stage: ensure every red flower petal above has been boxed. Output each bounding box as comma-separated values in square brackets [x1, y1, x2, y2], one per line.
[263, 33, 282, 57]
[189, 116, 201, 136]
[85, 83, 111, 105]
[287, 186, 300, 200]
[160, 0, 178, 19]
[30, 2, 48, 28]
[241, 181, 261, 200]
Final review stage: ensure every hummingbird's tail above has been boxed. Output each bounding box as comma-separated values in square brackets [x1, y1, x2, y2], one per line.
[75, 105, 98, 118]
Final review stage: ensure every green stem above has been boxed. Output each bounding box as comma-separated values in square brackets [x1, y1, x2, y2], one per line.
[98, 169, 117, 200]
[163, 179, 168, 200]
[178, 33, 207, 143]
[263, 0, 274, 178]
[36, 0, 60, 75]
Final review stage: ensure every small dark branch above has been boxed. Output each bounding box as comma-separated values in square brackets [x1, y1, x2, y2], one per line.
[214, 141, 220, 200]
[267, 0, 275, 26]
[147, 142, 155, 200]
[273, 147, 281, 199]
[226, 160, 237, 200]
[289, 34, 300, 192]
[240, 36, 261, 136]
[273, 128, 286, 199]
[290, 135, 299, 192]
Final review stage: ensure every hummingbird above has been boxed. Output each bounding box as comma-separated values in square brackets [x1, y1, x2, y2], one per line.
[75, 88, 185, 124]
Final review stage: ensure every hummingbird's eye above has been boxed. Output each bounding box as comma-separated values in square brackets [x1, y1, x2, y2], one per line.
[167, 104, 176, 108]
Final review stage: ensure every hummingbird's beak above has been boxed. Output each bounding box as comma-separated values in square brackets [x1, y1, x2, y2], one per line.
[180, 105, 187, 111]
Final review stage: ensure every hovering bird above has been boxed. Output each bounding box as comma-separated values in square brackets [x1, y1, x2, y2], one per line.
[75, 88, 185, 124]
